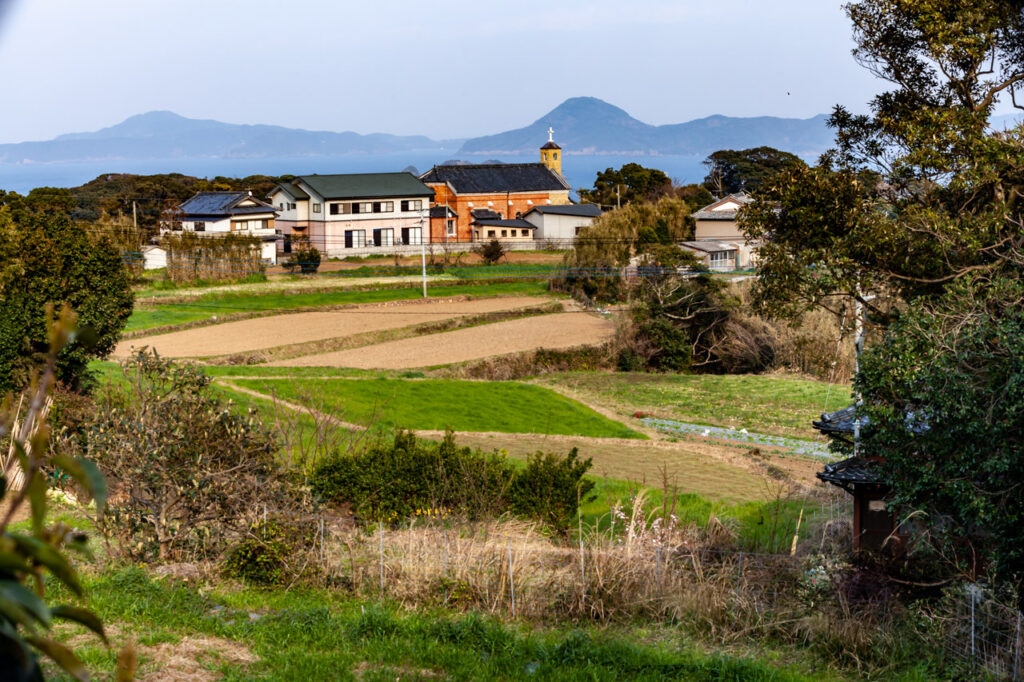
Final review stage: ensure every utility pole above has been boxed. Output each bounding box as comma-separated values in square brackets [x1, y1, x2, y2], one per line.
[420, 210, 428, 298]
[616, 184, 621, 209]
[132, 201, 138, 230]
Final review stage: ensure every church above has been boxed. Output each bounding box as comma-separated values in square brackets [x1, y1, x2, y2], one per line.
[419, 129, 572, 243]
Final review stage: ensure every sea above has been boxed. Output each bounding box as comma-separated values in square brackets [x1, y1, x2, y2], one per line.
[0, 153, 711, 196]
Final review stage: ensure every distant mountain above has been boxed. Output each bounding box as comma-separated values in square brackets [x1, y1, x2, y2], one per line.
[457, 97, 833, 157]
[0, 111, 461, 164]
[0, 100, 837, 167]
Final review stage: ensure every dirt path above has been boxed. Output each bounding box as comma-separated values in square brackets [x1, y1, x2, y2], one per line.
[269, 312, 616, 369]
[115, 296, 554, 359]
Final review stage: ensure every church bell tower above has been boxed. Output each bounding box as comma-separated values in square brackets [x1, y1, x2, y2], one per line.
[540, 127, 562, 175]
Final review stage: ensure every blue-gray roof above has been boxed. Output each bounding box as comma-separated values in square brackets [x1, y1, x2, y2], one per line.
[525, 203, 602, 218]
[474, 218, 535, 229]
[420, 163, 570, 193]
[179, 192, 276, 217]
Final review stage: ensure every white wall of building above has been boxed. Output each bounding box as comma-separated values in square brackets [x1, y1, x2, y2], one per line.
[524, 212, 597, 242]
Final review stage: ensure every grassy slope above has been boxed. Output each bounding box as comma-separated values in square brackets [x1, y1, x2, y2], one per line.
[127, 280, 551, 332]
[56, 567, 826, 681]
[539, 372, 851, 440]
[225, 377, 644, 440]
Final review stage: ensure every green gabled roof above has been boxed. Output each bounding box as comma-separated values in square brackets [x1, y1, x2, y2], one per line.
[271, 183, 310, 201]
[296, 172, 434, 200]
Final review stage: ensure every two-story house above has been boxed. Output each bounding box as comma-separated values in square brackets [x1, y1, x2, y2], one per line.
[165, 191, 279, 263]
[267, 172, 435, 257]
[687, 193, 756, 270]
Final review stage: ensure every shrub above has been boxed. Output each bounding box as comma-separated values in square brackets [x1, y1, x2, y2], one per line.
[474, 239, 506, 265]
[288, 236, 321, 274]
[312, 431, 592, 530]
[87, 350, 306, 561]
[223, 518, 315, 586]
[312, 431, 512, 522]
[509, 449, 595, 534]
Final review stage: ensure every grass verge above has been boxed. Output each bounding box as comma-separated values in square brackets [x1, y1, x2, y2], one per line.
[127, 280, 552, 332]
[53, 566, 827, 681]
[539, 372, 850, 441]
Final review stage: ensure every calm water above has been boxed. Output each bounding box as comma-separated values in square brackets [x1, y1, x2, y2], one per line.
[0, 153, 710, 195]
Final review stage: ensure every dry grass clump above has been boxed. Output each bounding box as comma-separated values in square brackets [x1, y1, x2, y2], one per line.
[323, 489, 895, 665]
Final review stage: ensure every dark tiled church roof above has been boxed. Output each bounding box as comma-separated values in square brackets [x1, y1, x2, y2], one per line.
[420, 163, 570, 194]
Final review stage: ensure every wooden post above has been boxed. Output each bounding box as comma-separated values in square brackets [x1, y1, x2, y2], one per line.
[790, 508, 804, 556]
[1013, 610, 1021, 682]
[378, 520, 384, 592]
[507, 538, 515, 617]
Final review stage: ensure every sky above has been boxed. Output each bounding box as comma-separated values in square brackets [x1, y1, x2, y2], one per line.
[0, 0, 887, 144]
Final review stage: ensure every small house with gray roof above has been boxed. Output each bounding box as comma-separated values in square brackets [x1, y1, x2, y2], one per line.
[164, 191, 279, 263]
[267, 172, 434, 257]
[523, 203, 602, 244]
[688, 193, 757, 269]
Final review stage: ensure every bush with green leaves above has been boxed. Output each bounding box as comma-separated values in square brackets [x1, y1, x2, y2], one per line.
[86, 350, 305, 561]
[474, 239, 506, 265]
[508, 449, 595, 534]
[223, 518, 316, 586]
[312, 431, 512, 522]
[312, 431, 593, 530]
[287, 236, 321, 274]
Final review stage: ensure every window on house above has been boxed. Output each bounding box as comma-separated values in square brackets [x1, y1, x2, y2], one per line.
[279, 203, 284, 210]
[344, 230, 366, 248]
[553, 152, 558, 160]
[710, 250, 735, 270]
[193, 222, 205, 232]
[401, 199, 423, 211]
[500, 230, 507, 237]
[487, 230, 495, 237]
[289, 202, 296, 210]
[352, 202, 373, 214]
[371, 201, 394, 213]
[313, 203, 321, 213]
[521, 230, 529, 237]
[446, 220, 456, 236]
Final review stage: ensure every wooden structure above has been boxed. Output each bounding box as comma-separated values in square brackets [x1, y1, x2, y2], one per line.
[814, 406, 899, 552]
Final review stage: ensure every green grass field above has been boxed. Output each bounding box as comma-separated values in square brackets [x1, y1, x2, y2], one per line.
[540, 372, 850, 440]
[224, 377, 644, 439]
[127, 280, 552, 332]
[51, 567, 825, 681]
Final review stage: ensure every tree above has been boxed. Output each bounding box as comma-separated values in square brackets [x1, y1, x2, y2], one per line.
[474, 239, 506, 265]
[742, 1, 1024, 318]
[555, 196, 695, 302]
[702, 147, 806, 196]
[579, 163, 672, 207]
[628, 246, 737, 372]
[858, 277, 1024, 600]
[741, 0, 1024, 601]
[0, 189, 134, 392]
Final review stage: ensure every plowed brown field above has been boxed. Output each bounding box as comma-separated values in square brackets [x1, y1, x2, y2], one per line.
[114, 296, 554, 359]
[267, 312, 615, 369]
